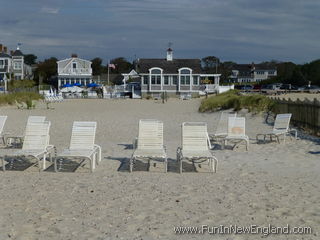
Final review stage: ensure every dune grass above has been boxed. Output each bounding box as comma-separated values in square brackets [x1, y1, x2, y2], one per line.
[199, 90, 275, 113]
[0, 92, 43, 106]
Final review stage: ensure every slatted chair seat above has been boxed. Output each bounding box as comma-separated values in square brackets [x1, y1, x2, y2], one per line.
[2, 121, 54, 171]
[130, 119, 167, 172]
[133, 148, 166, 158]
[224, 117, 249, 151]
[177, 122, 218, 173]
[56, 121, 101, 173]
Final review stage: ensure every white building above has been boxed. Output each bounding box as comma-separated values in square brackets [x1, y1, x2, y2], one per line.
[122, 48, 221, 97]
[0, 44, 33, 81]
[230, 63, 277, 83]
[57, 54, 92, 88]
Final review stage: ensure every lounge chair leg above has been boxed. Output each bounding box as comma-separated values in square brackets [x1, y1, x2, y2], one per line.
[54, 158, 58, 172]
[129, 157, 133, 173]
[2, 157, 5, 171]
[164, 158, 167, 173]
[42, 154, 46, 170]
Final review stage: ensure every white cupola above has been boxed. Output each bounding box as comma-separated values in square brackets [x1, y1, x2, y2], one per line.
[166, 48, 173, 61]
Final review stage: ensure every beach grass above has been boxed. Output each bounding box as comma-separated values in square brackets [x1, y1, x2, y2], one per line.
[199, 90, 275, 112]
[0, 92, 43, 106]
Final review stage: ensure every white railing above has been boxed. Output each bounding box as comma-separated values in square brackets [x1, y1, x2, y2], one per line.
[58, 68, 92, 75]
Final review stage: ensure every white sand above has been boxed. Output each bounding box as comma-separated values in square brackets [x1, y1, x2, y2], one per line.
[0, 98, 319, 240]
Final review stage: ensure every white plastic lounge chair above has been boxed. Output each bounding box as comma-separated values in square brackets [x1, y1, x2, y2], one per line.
[224, 117, 249, 151]
[0, 116, 8, 145]
[256, 113, 295, 143]
[55, 121, 101, 173]
[5, 116, 46, 146]
[2, 121, 55, 171]
[130, 119, 167, 172]
[177, 122, 218, 173]
[209, 111, 237, 140]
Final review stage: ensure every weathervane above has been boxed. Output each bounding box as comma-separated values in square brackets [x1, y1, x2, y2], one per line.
[168, 42, 173, 49]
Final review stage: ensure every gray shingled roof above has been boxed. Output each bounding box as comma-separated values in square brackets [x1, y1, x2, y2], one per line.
[12, 49, 24, 56]
[137, 58, 203, 74]
[0, 52, 11, 58]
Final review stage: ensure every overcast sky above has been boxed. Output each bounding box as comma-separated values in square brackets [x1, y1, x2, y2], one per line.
[0, 0, 319, 64]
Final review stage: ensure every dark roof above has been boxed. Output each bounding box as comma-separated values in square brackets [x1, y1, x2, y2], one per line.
[137, 58, 203, 74]
[0, 52, 11, 58]
[233, 63, 276, 71]
[12, 49, 24, 56]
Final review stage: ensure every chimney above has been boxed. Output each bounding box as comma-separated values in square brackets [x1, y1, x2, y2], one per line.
[10, 50, 14, 56]
[0, 44, 2, 52]
[166, 48, 173, 61]
[3, 46, 7, 53]
[71, 53, 78, 58]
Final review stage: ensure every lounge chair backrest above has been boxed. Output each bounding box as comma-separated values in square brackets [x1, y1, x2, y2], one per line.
[137, 119, 163, 150]
[0, 116, 8, 134]
[182, 122, 209, 151]
[22, 121, 51, 151]
[228, 117, 246, 137]
[216, 111, 237, 135]
[273, 114, 292, 132]
[27, 116, 46, 124]
[69, 121, 97, 150]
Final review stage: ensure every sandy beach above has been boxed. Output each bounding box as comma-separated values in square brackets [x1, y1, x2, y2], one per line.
[0, 98, 319, 240]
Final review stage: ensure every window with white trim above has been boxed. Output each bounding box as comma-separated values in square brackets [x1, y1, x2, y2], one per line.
[143, 76, 148, 85]
[193, 75, 199, 85]
[172, 76, 178, 85]
[180, 69, 191, 85]
[14, 61, 22, 70]
[0, 60, 4, 68]
[164, 76, 169, 85]
[150, 69, 161, 85]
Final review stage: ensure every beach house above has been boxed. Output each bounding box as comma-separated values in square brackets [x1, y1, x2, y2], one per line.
[122, 48, 221, 98]
[57, 54, 93, 88]
[230, 63, 277, 83]
[0, 44, 33, 81]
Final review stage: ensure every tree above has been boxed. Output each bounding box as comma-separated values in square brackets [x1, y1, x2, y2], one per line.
[24, 54, 37, 65]
[91, 57, 106, 75]
[218, 61, 236, 83]
[35, 57, 58, 84]
[301, 59, 320, 85]
[109, 57, 133, 74]
[201, 56, 220, 73]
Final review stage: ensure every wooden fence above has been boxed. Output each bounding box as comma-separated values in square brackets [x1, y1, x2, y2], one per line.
[274, 97, 320, 136]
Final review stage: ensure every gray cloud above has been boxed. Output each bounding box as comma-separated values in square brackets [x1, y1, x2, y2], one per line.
[0, 0, 319, 63]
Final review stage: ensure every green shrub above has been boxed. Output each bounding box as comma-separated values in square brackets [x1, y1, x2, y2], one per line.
[199, 90, 275, 113]
[8, 79, 36, 91]
[0, 92, 43, 106]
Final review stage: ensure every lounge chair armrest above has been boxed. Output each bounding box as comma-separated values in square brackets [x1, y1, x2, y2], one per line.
[93, 144, 102, 163]
[46, 145, 56, 155]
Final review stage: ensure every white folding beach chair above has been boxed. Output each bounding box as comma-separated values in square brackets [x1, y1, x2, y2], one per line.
[224, 117, 249, 151]
[256, 113, 295, 143]
[209, 111, 237, 140]
[0, 116, 8, 145]
[130, 119, 167, 172]
[2, 121, 55, 171]
[56, 121, 101, 173]
[177, 122, 218, 173]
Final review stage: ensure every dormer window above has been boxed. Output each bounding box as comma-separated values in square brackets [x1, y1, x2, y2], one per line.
[73, 62, 77, 69]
